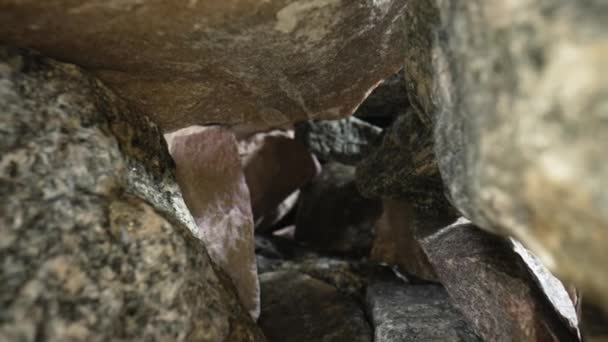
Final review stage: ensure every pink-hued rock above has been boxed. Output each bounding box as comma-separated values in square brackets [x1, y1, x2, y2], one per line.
[165, 126, 260, 319]
[371, 199, 437, 282]
[238, 130, 320, 232]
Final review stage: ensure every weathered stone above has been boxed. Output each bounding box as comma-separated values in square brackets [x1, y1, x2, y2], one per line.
[356, 110, 455, 218]
[401, 0, 608, 307]
[295, 116, 382, 165]
[354, 70, 409, 128]
[511, 239, 580, 335]
[259, 270, 371, 342]
[371, 199, 438, 282]
[0, 47, 263, 341]
[418, 219, 581, 341]
[165, 126, 260, 319]
[366, 271, 481, 342]
[296, 163, 382, 256]
[238, 130, 319, 232]
[0, 0, 410, 131]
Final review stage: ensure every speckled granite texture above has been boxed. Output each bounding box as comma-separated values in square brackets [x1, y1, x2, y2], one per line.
[0, 47, 265, 341]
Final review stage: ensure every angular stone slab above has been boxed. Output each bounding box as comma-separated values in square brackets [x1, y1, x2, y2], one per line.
[165, 126, 260, 319]
[419, 219, 581, 341]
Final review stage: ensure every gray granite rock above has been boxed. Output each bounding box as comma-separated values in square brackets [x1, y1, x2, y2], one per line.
[418, 219, 581, 341]
[0, 47, 264, 341]
[296, 163, 382, 256]
[366, 272, 481, 342]
[295, 117, 382, 165]
[0, 0, 409, 131]
[401, 0, 608, 308]
[259, 270, 372, 342]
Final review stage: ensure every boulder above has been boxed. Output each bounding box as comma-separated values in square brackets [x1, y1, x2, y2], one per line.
[402, 0, 608, 307]
[0, 0, 410, 131]
[353, 70, 409, 128]
[0, 47, 263, 341]
[418, 219, 581, 341]
[366, 272, 481, 342]
[259, 270, 371, 342]
[165, 126, 260, 319]
[295, 116, 382, 165]
[296, 163, 382, 256]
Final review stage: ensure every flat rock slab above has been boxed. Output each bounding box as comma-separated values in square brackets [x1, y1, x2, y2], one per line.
[259, 270, 371, 342]
[419, 219, 580, 341]
[0, 47, 263, 341]
[0, 0, 409, 131]
[166, 126, 260, 319]
[366, 273, 481, 342]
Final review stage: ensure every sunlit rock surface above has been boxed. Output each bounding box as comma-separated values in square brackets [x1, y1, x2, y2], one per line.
[0, 0, 410, 131]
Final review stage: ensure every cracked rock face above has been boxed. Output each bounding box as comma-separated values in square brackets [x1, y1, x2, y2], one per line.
[0, 0, 409, 131]
[0, 47, 263, 341]
[400, 0, 608, 308]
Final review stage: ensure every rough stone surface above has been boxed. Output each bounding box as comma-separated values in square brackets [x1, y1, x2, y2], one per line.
[295, 116, 382, 165]
[296, 163, 382, 256]
[165, 126, 260, 319]
[356, 110, 455, 218]
[511, 239, 580, 334]
[371, 199, 437, 282]
[0, 0, 410, 131]
[419, 219, 581, 341]
[403, 0, 608, 306]
[259, 270, 371, 342]
[366, 272, 481, 342]
[0, 47, 263, 341]
[353, 70, 409, 127]
[238, 130, 319, 231]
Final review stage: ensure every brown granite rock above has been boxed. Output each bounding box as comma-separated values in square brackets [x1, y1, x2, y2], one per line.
[418, 218, 581, 341]
[238, 130, 319, 232]
[165, 126, 260, 319]
[0, 47, 263, 341]
[0, 0, 410, 131]
[371, 199, 437, 282]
